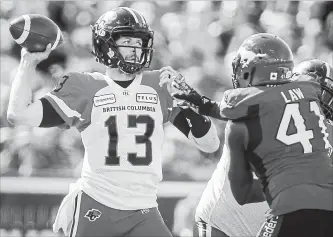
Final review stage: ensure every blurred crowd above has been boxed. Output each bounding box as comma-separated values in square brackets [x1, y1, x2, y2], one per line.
[1, 0, 332, 180]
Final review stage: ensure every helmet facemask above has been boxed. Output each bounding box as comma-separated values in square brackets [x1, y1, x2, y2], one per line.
[92, 23, 154, 74]
[315, 74, 333, 121]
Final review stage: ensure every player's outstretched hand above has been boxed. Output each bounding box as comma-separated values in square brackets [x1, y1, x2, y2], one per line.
[21, 43, 52, 66]
[159, 66, 183, 87]
[158, 66, 206, 113]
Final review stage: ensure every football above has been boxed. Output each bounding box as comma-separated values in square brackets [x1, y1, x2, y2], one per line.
[9, 14, 64, 52]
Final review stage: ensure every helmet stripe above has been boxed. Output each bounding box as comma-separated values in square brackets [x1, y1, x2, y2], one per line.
[132, 9, 146, 24]
[325, 61, 331, 78]
[121, 7, 139, 24]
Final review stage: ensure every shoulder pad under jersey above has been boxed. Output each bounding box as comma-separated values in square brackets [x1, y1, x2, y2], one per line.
[219, 87, 264, 120]
[291, 73, 318, 83]
[44, 71, 107, 129]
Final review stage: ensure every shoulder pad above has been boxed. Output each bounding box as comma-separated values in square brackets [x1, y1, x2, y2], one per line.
[53, 72, 82, 92]
[219, 87, 263, 120]
[83, 72, 106, 81]
[142, 70, 162, 88]
[291, 74, 317, 82]
[142, 70, 160, 81]
[222, 87, 262, 108]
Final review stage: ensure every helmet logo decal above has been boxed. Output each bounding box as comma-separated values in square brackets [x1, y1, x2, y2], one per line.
[238, 48, 267, 68]
[270, 72, 278, 80]
[104, 11, 118, 22]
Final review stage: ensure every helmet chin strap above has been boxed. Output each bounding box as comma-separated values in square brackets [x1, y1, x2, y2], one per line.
[117, 60, 143, 74]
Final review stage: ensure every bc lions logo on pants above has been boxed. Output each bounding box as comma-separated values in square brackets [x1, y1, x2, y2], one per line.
[84, 209, 102, 222]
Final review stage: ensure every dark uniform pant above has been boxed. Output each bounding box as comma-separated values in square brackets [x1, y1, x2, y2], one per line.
[256, 209, 333, 237]
[68, 191, 173, 237]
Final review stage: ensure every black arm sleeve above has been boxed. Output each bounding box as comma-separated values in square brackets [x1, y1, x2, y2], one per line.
[181, 108, 211, 138]
[172, 111, 191, 137]
[39, 98, 65, 127]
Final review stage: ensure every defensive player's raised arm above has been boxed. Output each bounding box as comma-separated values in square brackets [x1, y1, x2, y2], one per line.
[159, 67, 220, 153]
[7, 45, 52, 127]
[225, 120, 265, 205]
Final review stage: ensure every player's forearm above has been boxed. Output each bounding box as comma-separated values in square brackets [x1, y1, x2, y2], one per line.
[196, 97, 229, 121]
[244, 179, 266, 204]
[199, 101, 224, 119]
[182, 108, 211, 137]
[7, 60, 36, 124]
[182, 108, 220, 153]
[229, 171, 264, 205]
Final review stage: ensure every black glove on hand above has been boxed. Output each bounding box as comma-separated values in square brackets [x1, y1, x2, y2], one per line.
[171, 82, 216, 116]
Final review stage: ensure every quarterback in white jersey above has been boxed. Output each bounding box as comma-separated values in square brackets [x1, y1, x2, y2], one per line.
[194, 139, 269, 237]
[7, 7, 220, 237]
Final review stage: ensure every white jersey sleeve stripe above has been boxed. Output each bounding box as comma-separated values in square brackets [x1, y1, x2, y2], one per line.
[45, 92, 83, 121]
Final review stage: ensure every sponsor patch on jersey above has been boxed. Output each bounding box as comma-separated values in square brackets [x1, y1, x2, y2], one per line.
[94, 94, 116, 107]
[257, 216, 281, 237]
[84, 209, 102, 222]
[136, 93, 158, 104]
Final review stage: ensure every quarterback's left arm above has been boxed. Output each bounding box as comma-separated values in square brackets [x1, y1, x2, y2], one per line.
[169, 107, 220, 153]
[226, 120, 265, 205]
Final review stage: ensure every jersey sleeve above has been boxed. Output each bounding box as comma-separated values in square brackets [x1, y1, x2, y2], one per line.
[43, 72, 89, 129]
[218, 88, 260, 120]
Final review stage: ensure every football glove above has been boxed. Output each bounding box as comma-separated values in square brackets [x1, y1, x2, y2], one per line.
[170, 78, 216, 116]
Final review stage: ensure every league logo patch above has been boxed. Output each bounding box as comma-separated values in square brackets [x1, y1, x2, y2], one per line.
[84, 209, 102, 222]
[136, 93, 158, 104]
[94, 94, 116, 107]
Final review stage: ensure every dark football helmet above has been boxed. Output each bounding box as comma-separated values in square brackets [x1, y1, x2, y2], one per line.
[293, 59, 333, 121]
[232, 33, 294, 89]
[91, 7, 154, 74]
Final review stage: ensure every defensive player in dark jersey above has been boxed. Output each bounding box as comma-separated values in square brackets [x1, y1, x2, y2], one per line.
[7, 7, 220, 237]
[169, 33, 333, 237]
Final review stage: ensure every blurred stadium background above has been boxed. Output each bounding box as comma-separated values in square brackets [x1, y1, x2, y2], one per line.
[0, 1, 332, 236]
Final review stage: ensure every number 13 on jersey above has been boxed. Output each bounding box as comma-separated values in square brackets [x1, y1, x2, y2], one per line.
[104, 115, 155, 166]
[276, 101, 332, 154]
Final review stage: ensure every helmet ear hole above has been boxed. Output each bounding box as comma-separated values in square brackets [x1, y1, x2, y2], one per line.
[244, 72, 249, 80]
[258, 49, 263, 59]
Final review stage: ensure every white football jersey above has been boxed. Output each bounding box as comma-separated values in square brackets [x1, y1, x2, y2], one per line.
[195, 143, 269, 237]
[45, 71, 179, 210]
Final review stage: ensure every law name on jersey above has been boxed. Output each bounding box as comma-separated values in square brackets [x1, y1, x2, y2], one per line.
[280, 88, 304, 103]
[103, 105, 156, 113]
